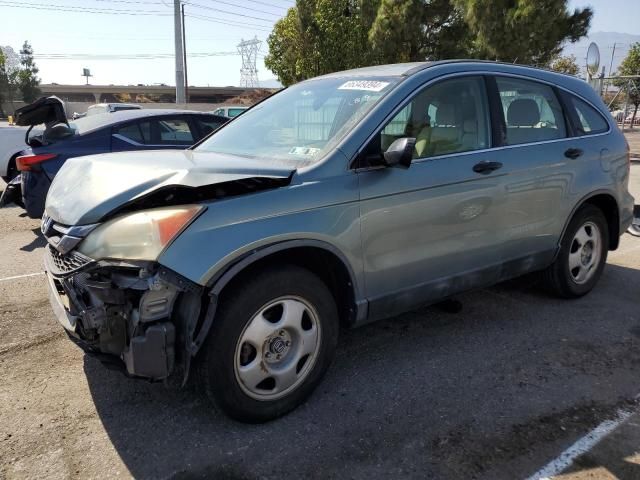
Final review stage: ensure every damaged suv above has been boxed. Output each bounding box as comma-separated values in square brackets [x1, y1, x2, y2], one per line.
[44, 61, 634, 422]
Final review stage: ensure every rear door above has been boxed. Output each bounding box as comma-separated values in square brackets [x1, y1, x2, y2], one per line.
[111, 115, 197, 151]
[487, 75, 575, 273]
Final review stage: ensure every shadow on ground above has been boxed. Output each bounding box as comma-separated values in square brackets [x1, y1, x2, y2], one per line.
[84, 263, 640, 480]
[20, 227, 46, 252]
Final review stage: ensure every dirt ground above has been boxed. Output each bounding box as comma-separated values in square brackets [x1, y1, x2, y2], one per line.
[0, 165, 640, 479]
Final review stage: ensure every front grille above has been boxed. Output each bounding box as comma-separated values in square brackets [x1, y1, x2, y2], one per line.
[46, 244, 93, 276]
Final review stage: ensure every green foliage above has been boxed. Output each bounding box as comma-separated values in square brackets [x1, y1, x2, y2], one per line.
[369, 0, 471, 63]
[265, 0, 592, 86]
[615, 42, 640, 125]
[18, 41, 41, 103]
[265, 1, 374, 86]
[453, 0, 592, 65]
[549, 54, 580, 76]
[616, 43, 640, 107]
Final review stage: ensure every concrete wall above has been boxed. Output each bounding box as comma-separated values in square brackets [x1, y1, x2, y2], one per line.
[1, 101, 234, 119]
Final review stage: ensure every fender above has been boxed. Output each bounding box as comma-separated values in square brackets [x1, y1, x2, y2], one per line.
[553, 188, 620, 262]
[187, 239, 368, 357]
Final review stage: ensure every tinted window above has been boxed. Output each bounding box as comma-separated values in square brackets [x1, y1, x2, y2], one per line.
[496, 77, 566, 145]
[157, 118, 194, 145]
[570, 96, 609, 134]
[115, 123, 144, 144]
[381, 76, 490, 158]
[195, 117, 225, 137]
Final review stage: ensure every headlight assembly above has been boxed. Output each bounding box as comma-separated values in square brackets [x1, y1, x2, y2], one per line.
[77, 205, 204, 261]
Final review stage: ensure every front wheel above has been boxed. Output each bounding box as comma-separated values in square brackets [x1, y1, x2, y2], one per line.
[198, 265, 339, 423]
[543, 204, 609, 298]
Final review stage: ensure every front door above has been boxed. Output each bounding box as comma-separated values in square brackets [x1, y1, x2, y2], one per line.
[357, 75, 506, 322]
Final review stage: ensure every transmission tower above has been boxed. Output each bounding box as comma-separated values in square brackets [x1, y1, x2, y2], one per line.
[237, 37, 261, 88]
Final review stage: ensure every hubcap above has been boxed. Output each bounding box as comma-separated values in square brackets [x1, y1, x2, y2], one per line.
[568, 221, 602, 285]
[234, 296, 321, 401]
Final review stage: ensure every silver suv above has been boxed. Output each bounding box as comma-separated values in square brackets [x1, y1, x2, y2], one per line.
[43, 61, 634, 422]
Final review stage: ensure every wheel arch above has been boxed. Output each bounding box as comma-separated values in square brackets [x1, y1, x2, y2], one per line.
[562, 190, 621, 251]
[188, 240, 367, 358]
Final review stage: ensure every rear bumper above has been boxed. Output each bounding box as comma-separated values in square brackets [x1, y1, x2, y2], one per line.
[621, 191, 635, 233]
[21, 171, 51, 218]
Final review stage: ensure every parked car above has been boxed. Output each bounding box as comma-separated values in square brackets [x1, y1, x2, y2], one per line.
[87, 103, 142, 116]
[1, 97, 228, 217]
[42, 61, 634, 422]
[0, 124, 40, 182]
[212, 105, 248, 118]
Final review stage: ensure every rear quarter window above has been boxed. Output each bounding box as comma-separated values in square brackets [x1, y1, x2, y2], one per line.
[569, 96, 609, 135]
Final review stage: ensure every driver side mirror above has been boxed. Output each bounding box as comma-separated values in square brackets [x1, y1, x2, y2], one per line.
[383, 137, 416, 168]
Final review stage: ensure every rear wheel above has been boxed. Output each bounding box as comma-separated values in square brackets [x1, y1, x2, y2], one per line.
[198, 265, 339, 423]
[543, 204, 609, 298]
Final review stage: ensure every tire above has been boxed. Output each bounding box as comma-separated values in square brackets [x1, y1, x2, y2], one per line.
[198, 264, 339, 423]
[1, 155, 19, 184]
[543, 204, 609, 298]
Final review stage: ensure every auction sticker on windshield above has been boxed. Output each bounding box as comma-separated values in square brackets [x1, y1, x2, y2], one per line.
[338, 80, 390, 92]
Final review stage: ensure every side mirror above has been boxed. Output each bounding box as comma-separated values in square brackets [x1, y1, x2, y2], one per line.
[383, 137, 416, 168]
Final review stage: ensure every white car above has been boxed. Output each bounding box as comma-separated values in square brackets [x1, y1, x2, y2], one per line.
[0, 124, 38, 182]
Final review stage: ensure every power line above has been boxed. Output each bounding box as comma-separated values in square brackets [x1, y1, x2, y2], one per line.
[189, 0, 285, 16]
[0, 1, 171, 15]
[186, 12, 272, 31]
[34, 51, 238, 59]
[184, 1, 277, 23]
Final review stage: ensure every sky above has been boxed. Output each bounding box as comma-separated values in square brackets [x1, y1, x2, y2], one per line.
[0, 0, 638, 88]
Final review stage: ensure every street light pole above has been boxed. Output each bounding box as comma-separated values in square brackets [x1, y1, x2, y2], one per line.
[181, 3, 188, 104]
[174, 0, 186, 104]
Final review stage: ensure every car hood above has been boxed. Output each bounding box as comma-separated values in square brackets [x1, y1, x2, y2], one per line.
[45, 149, 295, 225]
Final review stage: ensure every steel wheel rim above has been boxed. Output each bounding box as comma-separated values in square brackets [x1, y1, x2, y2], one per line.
[233, 296, 322, 401]
[568, 221, 602, 285]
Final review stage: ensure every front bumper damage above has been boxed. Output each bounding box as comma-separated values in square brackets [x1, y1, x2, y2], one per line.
[45, 244, 203, 381]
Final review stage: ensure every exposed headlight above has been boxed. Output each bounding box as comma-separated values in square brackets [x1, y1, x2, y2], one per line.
[77, 205, 204, 261]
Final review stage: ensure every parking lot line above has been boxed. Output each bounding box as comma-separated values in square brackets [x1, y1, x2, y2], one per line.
[525, 407, 636, 480]
[0, 272, 44, 282]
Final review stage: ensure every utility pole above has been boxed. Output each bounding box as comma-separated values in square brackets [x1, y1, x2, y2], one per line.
[174, 0, 186, 104]
[605, 43, 617, 97]
[181, 3, 188, 103]
[237, 37, 261, 88]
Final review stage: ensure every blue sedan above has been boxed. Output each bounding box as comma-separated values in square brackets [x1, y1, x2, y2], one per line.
[2, 103, 228, 218]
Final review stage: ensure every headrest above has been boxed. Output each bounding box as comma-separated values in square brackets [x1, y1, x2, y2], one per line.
[436, 103, 456, 126]
[507, 99, 540, 127]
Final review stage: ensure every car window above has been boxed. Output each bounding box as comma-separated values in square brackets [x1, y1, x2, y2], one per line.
[195, 117, 225, 137]
[156, 118, 194, 145]
[228, 108, 246, 117]
[569, 96, 609, 135]
[496, 77, 566, 145]
[381, 76, 490, 158]
[114, 123, 145, 144]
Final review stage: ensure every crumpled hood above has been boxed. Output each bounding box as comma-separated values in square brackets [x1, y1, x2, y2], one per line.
[45, 149, 295, 225]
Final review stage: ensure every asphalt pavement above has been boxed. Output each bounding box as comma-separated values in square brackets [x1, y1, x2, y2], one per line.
[0, 165, 639, 479]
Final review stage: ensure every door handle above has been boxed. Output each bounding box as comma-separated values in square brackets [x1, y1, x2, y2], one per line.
[473, 161, 503, 175]
[564, 148, 583, 159]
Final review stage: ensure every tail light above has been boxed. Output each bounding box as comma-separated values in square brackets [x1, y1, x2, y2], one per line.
[16, 153, 58, 172]
[626, 139, 631, 168]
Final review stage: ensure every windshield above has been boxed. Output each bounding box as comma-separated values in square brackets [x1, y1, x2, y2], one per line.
[195, 76, 400, 166]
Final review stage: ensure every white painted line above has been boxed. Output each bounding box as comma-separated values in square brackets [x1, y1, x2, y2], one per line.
[525, 408, 635, 480]
[0, 272, 44, 282]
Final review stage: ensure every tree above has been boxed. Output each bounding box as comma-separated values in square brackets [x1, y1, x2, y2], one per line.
[264, 8, 305, 87]
[0, 46, 20, 114]
[453, 0, 592, 66]
[615, 42, 640, 128]
[265, 1, 374, 87]
[369, 0, 471, 63]
[18, 41, 41, 103]
[549, 54, 580, 76]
